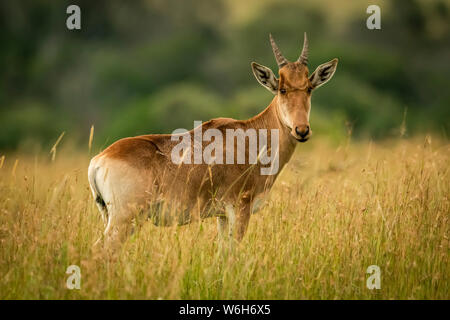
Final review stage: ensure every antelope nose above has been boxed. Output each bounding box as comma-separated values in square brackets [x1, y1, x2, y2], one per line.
[295, 125, 310, 138]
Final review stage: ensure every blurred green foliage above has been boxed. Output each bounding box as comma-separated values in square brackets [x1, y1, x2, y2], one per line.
[0, 0, 449, 150]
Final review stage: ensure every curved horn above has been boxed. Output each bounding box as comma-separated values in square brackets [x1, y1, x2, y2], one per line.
[297, 32, 309, 65]
[270, 34, 288, 68]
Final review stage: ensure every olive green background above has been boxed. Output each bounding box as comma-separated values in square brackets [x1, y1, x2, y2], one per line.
[1, 0, 448, 150]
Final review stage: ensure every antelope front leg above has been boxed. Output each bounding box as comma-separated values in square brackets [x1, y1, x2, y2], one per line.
[216, 215, 228, 239]
[216, 214, 228, 254]
[216, 204, 235, 239]
[216, 202, 251, 246]
[215, 204, 236, 253]
[235, 202, 251, 241]
[223, 202, 251, 241]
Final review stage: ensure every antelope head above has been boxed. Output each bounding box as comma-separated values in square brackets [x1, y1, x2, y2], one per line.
[251, 33, 338, 142]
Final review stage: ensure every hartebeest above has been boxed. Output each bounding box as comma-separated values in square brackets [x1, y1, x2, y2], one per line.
[88, 33, 338, 247]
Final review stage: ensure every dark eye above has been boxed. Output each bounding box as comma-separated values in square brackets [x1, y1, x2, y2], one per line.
[307, 87, 312, 94]
[280, 88, 287, 94]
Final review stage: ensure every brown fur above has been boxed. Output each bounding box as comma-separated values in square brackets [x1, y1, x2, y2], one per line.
[89, 46, 337, 246]
[95, 96, 297, 238]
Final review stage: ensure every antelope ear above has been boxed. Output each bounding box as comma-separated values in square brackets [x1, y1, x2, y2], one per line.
[309, 58, 338, 90]
[251, 62, 279, 94]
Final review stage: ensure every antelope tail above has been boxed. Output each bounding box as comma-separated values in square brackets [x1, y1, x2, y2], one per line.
[88, 165, 108, 223]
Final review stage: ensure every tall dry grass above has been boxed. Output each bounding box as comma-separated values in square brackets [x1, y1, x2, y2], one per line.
[0, 136, 448, 299]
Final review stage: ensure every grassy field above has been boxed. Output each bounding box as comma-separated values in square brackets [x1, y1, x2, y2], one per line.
[0, 136, 448, 299]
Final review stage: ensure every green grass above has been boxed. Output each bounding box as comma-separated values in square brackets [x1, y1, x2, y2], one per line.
[0, 136, 448, 299]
